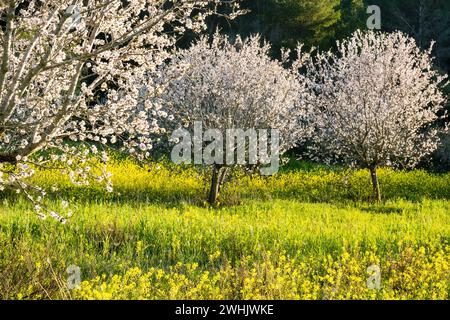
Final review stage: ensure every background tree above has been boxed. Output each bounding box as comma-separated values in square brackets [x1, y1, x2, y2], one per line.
[305, 31, 448, 202]
[335, 0, 365, 39]
[156, 34, 311, 205]
[0, 0, 240, 220]
[261, 0, 342, 48]
[206, 0, 342, 51]
[368, 0, 450, 73]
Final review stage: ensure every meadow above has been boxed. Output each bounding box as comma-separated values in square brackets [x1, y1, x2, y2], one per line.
[0, 160, 449, 300]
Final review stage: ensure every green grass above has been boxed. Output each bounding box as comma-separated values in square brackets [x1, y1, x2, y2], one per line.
[0, 161, 449, 299]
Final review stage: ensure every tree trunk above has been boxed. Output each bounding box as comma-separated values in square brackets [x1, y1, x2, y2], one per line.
[217, 167, 228, 194]
[208, 165, 222, 205]
[370, 166, 381, 203]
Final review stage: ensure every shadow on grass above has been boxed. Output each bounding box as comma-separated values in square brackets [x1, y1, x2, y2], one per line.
[1, 160, 449, 210]
[1, 181, 448, 213]
[359, 205, 406, 215]
[0, 185, 208, 210]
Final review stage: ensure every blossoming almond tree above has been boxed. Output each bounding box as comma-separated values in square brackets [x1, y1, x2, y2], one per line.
[305, 30, 448, 203]
[0, 0, 240, 220]
[155, 34, 312, 204]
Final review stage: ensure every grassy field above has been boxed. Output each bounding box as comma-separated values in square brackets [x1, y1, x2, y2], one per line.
[0, 161, 449, 300]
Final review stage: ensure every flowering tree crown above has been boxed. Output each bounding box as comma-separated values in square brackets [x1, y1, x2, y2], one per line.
[305, 30, 448, 170]
[0, 0, 240, 220]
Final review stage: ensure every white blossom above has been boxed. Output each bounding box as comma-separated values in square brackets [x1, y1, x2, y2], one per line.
[156, 34, 312, 204]
[157, 34, 312, 155]
[304, 30, 448, 201]
[0, 1, 241, 216]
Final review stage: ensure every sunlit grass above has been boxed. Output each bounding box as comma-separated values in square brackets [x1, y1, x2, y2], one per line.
[0, 160, 449, 299]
